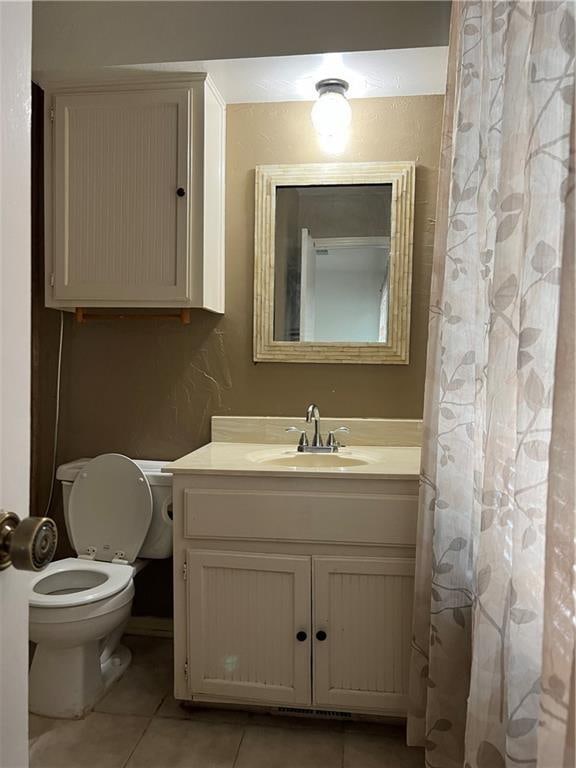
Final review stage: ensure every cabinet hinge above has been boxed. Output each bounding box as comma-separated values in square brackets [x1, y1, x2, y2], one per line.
[184, 660, 189, 679]
[49, 273, 55, 287]
[182, 562, 187, 580]
[49, 108, 55, 123]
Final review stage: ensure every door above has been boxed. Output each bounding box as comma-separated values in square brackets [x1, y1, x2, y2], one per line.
[313, 556, 414, 714]
[299, 228, 316, 341]
[0, 3, 32, 766]
[187, 551, 311, 705]
[52, 87, 191, 304]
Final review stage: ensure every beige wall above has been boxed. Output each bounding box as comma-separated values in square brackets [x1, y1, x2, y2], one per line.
[33, 1, 450, 72]
[32, 94, 443, 574]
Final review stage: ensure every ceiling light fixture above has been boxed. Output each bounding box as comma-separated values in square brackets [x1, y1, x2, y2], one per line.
[311, 78, 351, 155]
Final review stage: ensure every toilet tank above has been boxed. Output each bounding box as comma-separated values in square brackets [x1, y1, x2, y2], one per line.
[56, 458, 173, 559]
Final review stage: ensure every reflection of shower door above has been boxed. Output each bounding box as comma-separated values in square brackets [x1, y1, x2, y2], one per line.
[299, 231, 390, 343]
[299, 228, 316, 341]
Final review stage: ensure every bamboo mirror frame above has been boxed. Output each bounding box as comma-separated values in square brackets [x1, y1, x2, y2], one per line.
[253, 162, 415, 364]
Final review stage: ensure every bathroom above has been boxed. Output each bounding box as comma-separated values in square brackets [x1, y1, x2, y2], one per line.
[0, 1, 573, 768]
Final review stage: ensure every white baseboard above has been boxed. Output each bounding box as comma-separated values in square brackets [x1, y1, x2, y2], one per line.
[125, 616, 174, 638]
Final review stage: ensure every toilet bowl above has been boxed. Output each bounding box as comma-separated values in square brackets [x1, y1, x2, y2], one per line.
[28, 454, 172, 718]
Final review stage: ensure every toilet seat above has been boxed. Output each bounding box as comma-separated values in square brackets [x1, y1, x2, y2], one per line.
[29, 558, 133, 608]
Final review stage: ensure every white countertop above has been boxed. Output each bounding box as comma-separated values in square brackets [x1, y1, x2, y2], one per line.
[164, 442, 421, 480]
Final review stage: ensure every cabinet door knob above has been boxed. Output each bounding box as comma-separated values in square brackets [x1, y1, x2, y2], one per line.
[316, 630, 327, 642]
[176, 187, 186, 197]
[296, 631, 307, 642]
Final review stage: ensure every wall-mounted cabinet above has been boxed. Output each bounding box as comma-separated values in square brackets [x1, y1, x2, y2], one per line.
[43, 75, 225, 312]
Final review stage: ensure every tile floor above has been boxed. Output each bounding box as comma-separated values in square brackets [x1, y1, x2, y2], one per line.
[29, 635, 424, 768]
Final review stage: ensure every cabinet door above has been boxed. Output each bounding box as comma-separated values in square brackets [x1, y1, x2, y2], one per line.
[186, 550, 311, 705]
[313, 556, 414, 714]
[52, 89, 190, 304]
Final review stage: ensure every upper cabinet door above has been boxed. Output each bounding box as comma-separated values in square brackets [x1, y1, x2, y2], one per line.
[52, 88, 191, 304]
[313, 556, 415, 715]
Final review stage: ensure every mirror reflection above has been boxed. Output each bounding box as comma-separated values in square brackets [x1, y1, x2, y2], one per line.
[274, 184, 392, 343]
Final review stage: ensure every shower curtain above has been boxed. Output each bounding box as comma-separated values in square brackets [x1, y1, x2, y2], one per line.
[407, 2, 575, 768]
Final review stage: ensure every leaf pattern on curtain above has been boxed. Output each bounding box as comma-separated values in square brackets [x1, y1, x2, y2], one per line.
[407, 2, 575, 767]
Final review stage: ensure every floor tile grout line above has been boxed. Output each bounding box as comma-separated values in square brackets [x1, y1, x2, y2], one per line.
[231, 727, 247, 768]
[151, 690, 170, 717]
[120, 715, 155, 768]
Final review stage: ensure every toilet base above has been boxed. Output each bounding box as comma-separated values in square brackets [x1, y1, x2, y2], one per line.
[101, 643, 131, 692]
[29, 641, 132, 719]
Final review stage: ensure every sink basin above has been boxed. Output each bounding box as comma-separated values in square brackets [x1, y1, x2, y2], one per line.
[249, 451, 372, 469]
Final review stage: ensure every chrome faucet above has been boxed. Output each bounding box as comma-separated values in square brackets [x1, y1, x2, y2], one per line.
[306, 403, 323, 447]
[284, 404, 350, 453]
[286, 403, 350, 453]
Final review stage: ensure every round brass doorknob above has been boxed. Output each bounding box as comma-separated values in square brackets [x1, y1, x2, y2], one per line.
[0, 512, 57, 571]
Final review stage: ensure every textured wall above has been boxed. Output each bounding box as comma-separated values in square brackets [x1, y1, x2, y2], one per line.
[32, 95, 443, 596]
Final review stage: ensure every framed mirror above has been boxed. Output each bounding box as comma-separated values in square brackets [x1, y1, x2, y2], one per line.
[254, 162, 415, 364]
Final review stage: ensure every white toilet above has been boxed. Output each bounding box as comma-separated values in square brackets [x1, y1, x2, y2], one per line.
[28, 453, 172, 719]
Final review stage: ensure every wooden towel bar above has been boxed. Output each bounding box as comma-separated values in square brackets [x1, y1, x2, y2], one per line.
[74, 308, 191, 325]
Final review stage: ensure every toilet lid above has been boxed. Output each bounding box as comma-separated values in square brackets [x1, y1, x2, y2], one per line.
[67, 454, 153, 563]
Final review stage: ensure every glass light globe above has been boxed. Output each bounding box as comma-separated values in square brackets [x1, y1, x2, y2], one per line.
[311, 79, 351, 155]
[311, 90, 352, 137]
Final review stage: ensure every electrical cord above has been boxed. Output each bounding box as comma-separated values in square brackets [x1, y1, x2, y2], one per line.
[43, 310, 64, 518]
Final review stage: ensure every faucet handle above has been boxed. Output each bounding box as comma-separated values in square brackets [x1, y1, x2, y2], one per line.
[326, 426, 350, 448]
[285, 427, 309, 448]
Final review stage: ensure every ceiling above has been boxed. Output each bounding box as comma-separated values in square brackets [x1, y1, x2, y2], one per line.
[33, 2, 451, 73]
[119, 47, 448, 103]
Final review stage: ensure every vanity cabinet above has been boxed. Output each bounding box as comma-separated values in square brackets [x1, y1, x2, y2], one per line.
[43, 75, 225, 312]
[172, 473, 418, 718]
